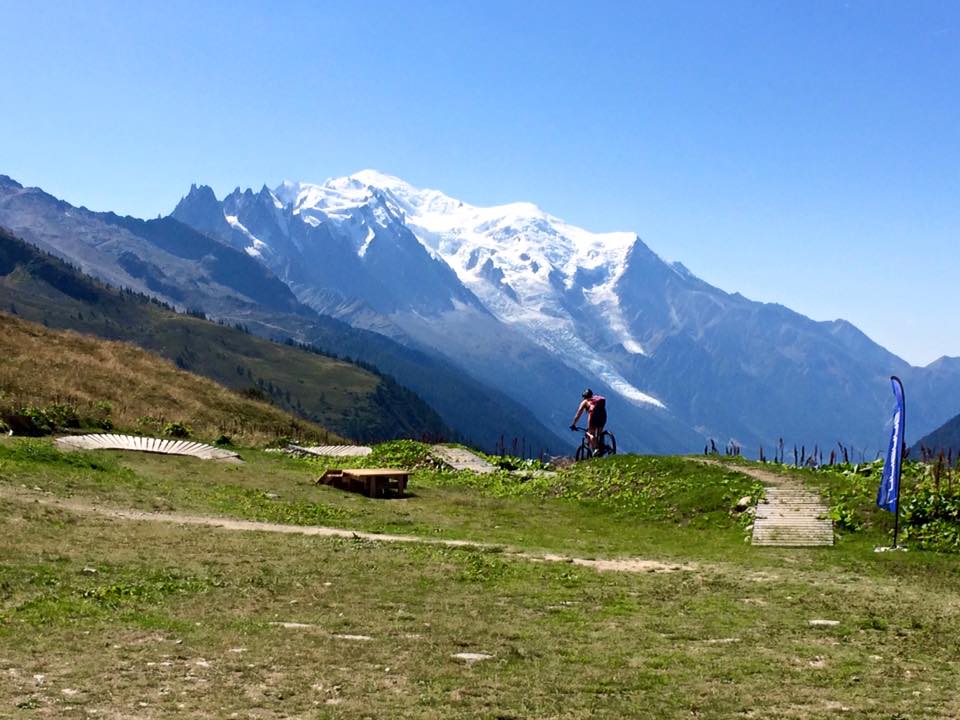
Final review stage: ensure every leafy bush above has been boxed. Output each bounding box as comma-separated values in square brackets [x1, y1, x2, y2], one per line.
[84, 400, 113, 430]
[43, 403, 80, 429]
[163, 421, 192, 439]
[0, 403, 80, 435]
[487, 454, 550, 472]
[903, 483, 960, 552]
[787, 459, 960, 552]
[135, 416, 163, 433]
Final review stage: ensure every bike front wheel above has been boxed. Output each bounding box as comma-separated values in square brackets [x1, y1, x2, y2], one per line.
[575, 443, 591, 461]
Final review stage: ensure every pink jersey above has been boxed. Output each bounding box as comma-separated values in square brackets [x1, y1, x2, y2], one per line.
[586, 395, 606, 413]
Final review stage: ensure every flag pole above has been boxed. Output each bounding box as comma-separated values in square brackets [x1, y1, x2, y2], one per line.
[891, 375, 905, 549]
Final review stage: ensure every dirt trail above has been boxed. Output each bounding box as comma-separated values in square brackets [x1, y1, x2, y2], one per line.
[0, 485, 692, 575]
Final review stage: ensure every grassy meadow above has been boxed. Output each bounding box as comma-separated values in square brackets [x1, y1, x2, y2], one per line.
[2, 437, 958, 719]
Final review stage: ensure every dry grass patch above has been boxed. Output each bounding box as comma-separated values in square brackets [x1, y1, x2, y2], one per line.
[0, 312, 339, 445]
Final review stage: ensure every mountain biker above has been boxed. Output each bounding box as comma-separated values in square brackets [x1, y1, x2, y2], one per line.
[570, 389, 606, 453]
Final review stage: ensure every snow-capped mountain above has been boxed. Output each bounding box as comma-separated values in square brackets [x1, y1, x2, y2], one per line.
[343, 171, 665, 409]
[171, 171, 960, 454]
[173, 177, 485, 341]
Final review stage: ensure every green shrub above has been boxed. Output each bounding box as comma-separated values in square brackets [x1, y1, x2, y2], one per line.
[366, 440, 439, 469]
[84, 400, 114, 430]
[135, 416, 163, 433]
[163, 421, 192, 439]
[903, 483, 960, 552]
[487, 454, 549, 472]
[44, 403, 80, 429]
[0, 403, 89, 434]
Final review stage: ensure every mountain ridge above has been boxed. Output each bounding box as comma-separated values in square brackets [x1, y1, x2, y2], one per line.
[0, 179, 568, 453]
[170, 170, 960, 454]
[6, 169, 960, 455]
[0, 225, 451, 443]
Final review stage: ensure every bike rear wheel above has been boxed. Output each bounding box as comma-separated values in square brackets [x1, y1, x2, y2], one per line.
[600, 431, 617, 456]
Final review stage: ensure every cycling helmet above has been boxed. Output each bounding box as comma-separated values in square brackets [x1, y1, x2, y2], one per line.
[582, 388, 593, 399]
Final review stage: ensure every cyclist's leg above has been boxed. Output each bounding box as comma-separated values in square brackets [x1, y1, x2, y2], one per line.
[587, 424, 600, 451]
[596, 425, 608, 453]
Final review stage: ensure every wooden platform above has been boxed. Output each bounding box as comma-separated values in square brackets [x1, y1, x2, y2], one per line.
[318, 468, 409, 498]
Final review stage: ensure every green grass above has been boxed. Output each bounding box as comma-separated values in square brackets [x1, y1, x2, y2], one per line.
[0, 439, 761, 562]
[2, 438, 959, 718]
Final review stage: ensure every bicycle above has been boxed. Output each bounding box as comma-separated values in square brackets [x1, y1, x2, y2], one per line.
[571, 425, 617, 461]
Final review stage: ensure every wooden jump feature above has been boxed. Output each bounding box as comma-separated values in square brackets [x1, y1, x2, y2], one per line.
[55, 433, 242, 462]
[317, 468, 409, 498]
[287, 445, 373, 458]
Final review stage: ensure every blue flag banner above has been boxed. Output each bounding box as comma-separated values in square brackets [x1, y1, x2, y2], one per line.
[877, 376, 905, 513]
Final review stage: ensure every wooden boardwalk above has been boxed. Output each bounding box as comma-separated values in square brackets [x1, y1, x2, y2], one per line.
[752, 481, 834, 547]
[55, 434, 242, 463]
[289, 445, 372, 458]
[431, 445, 495, 473]
[695, 459, 833, 547]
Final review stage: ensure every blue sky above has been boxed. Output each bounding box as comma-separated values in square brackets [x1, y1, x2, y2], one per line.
[2, 0, 958, 366]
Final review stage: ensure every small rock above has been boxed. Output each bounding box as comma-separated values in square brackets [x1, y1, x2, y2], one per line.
[333, 634, 372, 641]
[265, 492, 280, 500]
[270, 622, 318, 629]
[808, 619, 840, 626]
[62, 688, 80, 696]
[734, 496, 753, 512]
[33, 674, 45, 685]
[451, 652, 493, 664]
[81, 567, 98, 575]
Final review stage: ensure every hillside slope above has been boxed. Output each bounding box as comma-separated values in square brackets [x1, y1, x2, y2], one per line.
[0, 312, 340, 444]
[912, 412, 960, 457]
[0, 228, 451, 443]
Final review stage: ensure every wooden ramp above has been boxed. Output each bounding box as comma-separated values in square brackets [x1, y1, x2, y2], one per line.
[431, 445, 495, 474]
[289, 445, 372, 458]
[56, 434, 242, 463]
